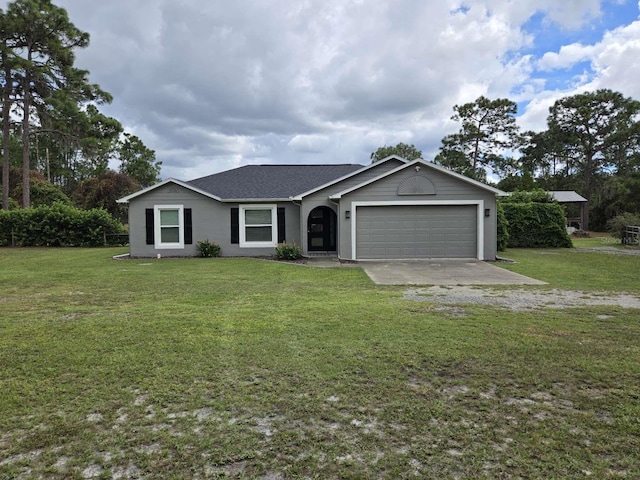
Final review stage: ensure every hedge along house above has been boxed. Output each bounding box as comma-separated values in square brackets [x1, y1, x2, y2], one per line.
[117, 156, 506, 260]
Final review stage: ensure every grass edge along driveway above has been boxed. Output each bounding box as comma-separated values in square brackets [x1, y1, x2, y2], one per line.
[1, 247, 639, 479]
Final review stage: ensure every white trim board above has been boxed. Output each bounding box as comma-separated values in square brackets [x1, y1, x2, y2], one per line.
[349, 200, 485, 260]
[291, 155, 408, 200]
[154, 204, 185, 250]
[117, 178, 223, 203]
[239, 204, 278, 248]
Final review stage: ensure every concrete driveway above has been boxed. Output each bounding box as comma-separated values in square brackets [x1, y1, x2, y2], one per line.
[360, 259, 546, 286]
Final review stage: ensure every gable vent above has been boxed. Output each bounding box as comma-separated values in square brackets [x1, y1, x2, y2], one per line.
[397, 175, 436, 196]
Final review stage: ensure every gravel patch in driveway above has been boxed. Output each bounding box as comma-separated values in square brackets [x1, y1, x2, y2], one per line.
[404, 286, 640, 311]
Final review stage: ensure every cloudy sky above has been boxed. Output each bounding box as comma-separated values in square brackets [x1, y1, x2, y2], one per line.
[4, 0, 640, 180]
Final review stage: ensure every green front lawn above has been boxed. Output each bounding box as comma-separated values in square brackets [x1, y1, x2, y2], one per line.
[1, 248, 639, 479]
[499, 245, 640, 291]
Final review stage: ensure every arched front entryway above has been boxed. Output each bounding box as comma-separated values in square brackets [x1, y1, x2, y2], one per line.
[307, 206, 337, 252]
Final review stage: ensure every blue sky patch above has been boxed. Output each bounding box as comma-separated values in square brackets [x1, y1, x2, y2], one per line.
[523, 1, 639, 60]
[449, 4, 470, 15]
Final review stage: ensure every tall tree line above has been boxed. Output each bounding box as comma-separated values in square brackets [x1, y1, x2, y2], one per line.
[0, 0, 160, 213]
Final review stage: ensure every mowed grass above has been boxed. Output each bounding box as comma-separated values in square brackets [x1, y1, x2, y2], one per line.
[499, 242, 640, 291]
[570, 231, 640, 252]
[1, 248, 639, 479]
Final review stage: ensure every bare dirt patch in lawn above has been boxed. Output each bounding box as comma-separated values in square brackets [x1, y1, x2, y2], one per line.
[2, 373, 635, 478]
[404, 286, 640, 310]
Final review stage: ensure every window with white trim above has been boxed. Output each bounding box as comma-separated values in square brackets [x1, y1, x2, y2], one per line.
[240, 205, 277, 247]
[154, 205, 184, 249]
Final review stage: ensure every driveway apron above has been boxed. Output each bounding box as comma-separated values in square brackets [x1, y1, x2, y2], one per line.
[360, 259, 546, 286]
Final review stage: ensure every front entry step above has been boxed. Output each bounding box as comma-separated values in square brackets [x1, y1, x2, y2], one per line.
[305, 252, 337, 258]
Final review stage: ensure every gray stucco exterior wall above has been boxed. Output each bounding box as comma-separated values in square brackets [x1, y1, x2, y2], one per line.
[127, 183, 301, 257]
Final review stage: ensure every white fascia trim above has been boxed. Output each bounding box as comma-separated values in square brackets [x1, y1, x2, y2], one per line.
[222, 198, 291, 203]
[154, 204, 184, 250]
[117, 178, 223, 203]
[290, 156, 408, 201]
[331, 159, 505, 200]
[377, 154, 411, 163]
[419, 161, 506, 195]
[331, 161, 416, 199]
[349, 200, 485, 261]
[239, 204, 278, 248]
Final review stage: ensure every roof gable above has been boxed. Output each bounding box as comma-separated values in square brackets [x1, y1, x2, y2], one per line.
[330, 159, 506, 199]
[116, 178, 222, 203]
[291, 155, 409, 199]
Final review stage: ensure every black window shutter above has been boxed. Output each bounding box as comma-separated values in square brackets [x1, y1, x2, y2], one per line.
[184, 208, 193, 244]
[230, 208, 239, 244]
[145, 208, 154, 245]
[277, 207, 286, 243]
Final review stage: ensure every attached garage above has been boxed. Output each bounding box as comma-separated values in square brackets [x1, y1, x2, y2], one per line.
[353, 203, 482, 259]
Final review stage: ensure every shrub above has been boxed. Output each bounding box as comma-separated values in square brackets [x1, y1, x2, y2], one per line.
[571, 230, 590, 238]
[274, 242, 302, 260]
[496, 202, 509, 252]
[501, 202, 572, 248]
[12, 180, 73, 207]
[607, 212, 640, 240]
[0, 191, 20, 209]
[0, 202, 125, 247]
[196, 239, 221, 257]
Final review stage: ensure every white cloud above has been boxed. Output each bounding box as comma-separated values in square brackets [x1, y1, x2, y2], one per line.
[521, 16, 640, 135]
[585, 20, 640, 98]
[537, 44, 596, 71]
[533, 0, 603, 29]
[288, 135, 331, 153]
[517, 92, 565, 133]
[482, 0, 603, 30]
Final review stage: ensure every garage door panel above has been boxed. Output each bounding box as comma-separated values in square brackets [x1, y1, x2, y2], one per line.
[356, 205, 477, 259]
[401, 221, 414, 229]
[387, 220, 401, 229]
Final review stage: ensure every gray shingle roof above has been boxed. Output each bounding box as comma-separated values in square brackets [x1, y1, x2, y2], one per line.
[187, 164, 364, 200]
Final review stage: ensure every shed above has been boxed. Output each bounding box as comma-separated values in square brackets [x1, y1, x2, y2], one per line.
[548, 191, 588, 230]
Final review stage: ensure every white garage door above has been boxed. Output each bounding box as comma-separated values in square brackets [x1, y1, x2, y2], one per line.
[356, 205, 477, 259]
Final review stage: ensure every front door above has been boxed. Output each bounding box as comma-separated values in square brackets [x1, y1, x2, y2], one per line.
[307, 207, 337, 251]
